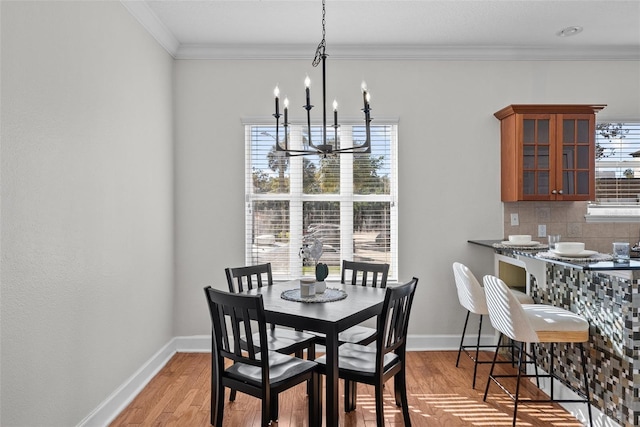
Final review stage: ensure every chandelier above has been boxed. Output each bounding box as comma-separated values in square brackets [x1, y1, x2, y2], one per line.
[272, 0, 372, 157]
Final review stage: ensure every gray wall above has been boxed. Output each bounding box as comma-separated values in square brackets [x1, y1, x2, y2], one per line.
[173, 59, 640, 338]
[1, 2, 174, 426]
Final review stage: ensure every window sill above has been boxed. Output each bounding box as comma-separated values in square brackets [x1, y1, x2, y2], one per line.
[586, 205, 640, 222]
[586, 215, 640, 223]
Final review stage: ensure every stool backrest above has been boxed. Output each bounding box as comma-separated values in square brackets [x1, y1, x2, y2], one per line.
[483, 275, 538, 343]
[452, 262, 488, 315]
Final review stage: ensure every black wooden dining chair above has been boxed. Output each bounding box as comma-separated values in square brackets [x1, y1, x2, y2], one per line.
[225, 263, 317, 400]
[338, 260, 390, 344]
[315, 277, 418, 426]
[341, 260, 390, 288]
[225, 263, 317, 356]
[310, 260, 390, 346]
[204, 287, 321, 427]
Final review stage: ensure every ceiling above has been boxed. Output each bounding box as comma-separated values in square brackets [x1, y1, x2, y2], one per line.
[122, 0, 640, 60]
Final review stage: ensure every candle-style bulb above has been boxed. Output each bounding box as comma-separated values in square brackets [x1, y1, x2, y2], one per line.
[274, 86, 280, 97]
[333, 99, 338, 111]
[361, 81, 369, 109]
[304, 75, 311, 107]
[366, 92, 371, 103]
[284, 97, 289, 126]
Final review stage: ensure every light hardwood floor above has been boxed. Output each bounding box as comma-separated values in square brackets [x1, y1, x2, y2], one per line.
[109, 351, 585, 426]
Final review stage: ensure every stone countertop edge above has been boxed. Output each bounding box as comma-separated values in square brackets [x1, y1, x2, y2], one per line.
[467, 239, 640, 271]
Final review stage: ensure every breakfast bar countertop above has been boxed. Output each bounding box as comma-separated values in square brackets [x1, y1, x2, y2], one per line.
[468, 239, 640, 426]
[468, 239, 640, 271]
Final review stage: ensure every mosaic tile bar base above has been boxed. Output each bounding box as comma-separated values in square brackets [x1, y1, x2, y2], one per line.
[532, 265, 640, 427]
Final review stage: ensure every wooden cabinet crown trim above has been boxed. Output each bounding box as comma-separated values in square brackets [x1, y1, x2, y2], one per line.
[494, 104, 607, 120]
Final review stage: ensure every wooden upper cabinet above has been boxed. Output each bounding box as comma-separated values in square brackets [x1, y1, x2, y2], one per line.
[495, 104, 606, 202]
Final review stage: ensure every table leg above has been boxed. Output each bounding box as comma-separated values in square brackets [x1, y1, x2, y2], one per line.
[325, 327, 339, 427]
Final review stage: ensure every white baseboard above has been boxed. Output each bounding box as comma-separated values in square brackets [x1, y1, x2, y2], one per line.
[77, 334, 618, 427]
[406, 333, 497, 351]
[77, 339, 177, 427]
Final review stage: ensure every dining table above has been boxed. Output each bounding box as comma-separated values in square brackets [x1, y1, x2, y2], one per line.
[246, 279, 387, 427]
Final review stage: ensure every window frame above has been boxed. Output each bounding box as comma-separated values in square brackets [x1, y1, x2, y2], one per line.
[587, 120, 640, 222]
[243, 117, 399, 281]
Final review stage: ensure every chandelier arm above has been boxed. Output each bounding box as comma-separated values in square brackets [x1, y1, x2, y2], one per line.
[332, 142, 371, 154]
[285, 149, 326, 157]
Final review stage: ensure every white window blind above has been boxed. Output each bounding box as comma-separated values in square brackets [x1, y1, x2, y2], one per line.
[589, 122, 640, 218]
[245, 122, 398, 280]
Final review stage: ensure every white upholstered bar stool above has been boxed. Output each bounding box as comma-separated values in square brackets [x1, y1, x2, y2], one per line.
[452, 262, 534, 388]
[482, 274, 593, 427]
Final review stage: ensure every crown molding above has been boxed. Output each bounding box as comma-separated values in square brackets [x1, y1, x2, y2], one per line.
[121, 0, 180, 57]
[175, 43, 640, 61]
[122, 2, 639, 61]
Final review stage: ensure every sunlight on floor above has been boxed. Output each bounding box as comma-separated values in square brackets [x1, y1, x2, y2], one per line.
[403, 393, 585, 426]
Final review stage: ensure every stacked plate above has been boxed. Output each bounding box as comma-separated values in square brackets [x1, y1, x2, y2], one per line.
[549, 242, 596, 258]
[501, 235, 540, 247]
[501, 240, 541, 247]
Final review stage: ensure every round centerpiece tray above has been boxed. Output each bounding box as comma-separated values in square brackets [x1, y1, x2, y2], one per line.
[281, 288, 347, 303]
[493, 242, 548, 250]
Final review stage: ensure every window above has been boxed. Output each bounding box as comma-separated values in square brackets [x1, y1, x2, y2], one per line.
[244, 120, 398, 280]
[588, 122, 640, 220]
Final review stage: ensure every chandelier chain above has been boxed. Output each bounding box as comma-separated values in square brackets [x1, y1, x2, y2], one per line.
[312, 0, 326, 67]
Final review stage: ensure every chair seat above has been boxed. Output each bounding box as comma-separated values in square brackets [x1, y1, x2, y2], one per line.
[338, 325, 376, 344]
[522, 304, 589, 343]
[227, 351, 317, 388]
[315, 342, 398, 375]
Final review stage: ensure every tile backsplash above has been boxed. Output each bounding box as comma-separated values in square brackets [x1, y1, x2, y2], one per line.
[503, 201, 640, 254]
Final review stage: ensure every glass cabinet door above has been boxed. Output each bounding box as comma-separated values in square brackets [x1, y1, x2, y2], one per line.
[522, 116, 553, 198]
[558, 115, 593, 199]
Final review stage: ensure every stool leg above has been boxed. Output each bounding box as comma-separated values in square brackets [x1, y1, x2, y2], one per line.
[472, 314, 484, 388]
[456, 311, 471, 367]
[512, 340, 526, 427]
[529, 343, 540, 388]
[483, 333, 503, 401]
[579, 343, 594, 427]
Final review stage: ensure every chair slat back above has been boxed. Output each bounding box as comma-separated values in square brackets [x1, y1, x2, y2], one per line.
[376, 277, 418, 368]
[341, 260, 390, 288]
[204, 287, 269, 374]
[225, 263, 273, 293]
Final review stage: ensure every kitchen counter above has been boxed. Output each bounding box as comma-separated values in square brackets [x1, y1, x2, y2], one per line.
[469, 239, 640, 271]
[469, 238, 639, 426]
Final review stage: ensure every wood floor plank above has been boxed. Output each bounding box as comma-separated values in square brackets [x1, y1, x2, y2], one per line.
[110, 351, 586, 426]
